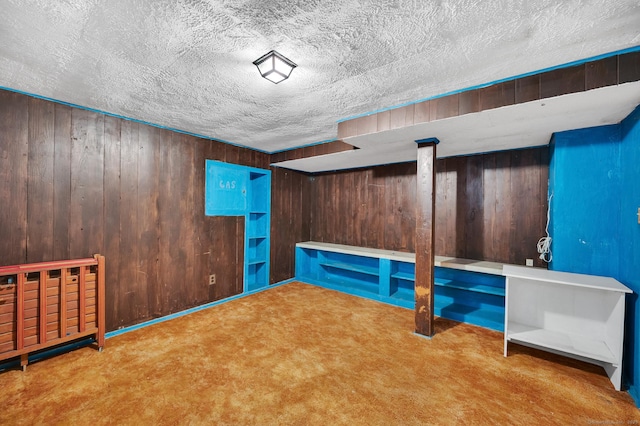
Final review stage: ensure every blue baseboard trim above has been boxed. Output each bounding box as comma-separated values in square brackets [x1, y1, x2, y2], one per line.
[106, 279, 293, 339]
[0, 279, 294, 372]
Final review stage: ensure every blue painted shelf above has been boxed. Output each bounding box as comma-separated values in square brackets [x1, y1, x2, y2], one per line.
[390, 271, 415, 281]
[320, 261, 379, 277]
[205, 161, 271, 293]
[296, 242, 507, 332]
[434, 278, 505, 297]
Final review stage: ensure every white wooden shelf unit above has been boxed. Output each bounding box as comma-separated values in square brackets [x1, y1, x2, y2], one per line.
[503, 265, 632, 391]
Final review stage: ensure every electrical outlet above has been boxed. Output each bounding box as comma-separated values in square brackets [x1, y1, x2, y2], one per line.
[209, 274, 216, 285]
[526, 259, 534, 267]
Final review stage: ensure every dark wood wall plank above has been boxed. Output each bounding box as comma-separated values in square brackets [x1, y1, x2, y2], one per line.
[479, 81, 515, 110]
[69, 109, 105, 259]
[619, 51, 640, 83]
[53, 104, 72, 261]
[458, 91, 480, 115]
[117, 120, 142, 328]
[390, 105, 415, 129]
[431, 94, 459, 120]
[414, 100, 431, 124]
[192, 138, 208, 304]
[209, 216, 243, 300]
[103, 115, 121, 329]
[586, 57, 618, 90]
[481, 153, 498, 259]
[225, 144, 239, 164]
[158, 131, 190, 314]
[540, 65, 585, 98]
[26, 98, 55, 262]
[300, 173, 312, 246]
[515, 75, 540, 104]
[357, 114, 377, 135]
[464, 155, 484, 259]
[271, 168, 292, 283]
[238, 146, 253, 167]
[300, 147, 548, 267]
[368, 168, 386, 248]
[377, 110, 391, 132]
[0, 91, 28, 265]
[138, 125, 161, 318]
[492, 151, 512, 263]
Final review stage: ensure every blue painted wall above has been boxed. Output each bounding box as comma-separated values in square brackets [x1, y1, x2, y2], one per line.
[619, 106, 640, 404]
[549, 105, 640, 404]
[549, 125, 621, 277]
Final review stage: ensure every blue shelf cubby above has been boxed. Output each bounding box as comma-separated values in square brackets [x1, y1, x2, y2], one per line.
[205, 160, 271, 293]
[295, 242, 507, 332]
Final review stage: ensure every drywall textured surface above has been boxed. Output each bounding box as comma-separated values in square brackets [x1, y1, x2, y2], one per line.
[0, 0, 639, 152]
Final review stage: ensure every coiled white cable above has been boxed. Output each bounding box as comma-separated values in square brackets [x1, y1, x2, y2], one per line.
[537, 193, 553, 263]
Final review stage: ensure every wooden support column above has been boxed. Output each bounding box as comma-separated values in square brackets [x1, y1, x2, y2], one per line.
[415, 138, 437, 337]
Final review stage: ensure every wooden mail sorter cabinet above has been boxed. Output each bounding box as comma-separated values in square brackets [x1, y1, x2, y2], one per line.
[0, 255, 105, 370]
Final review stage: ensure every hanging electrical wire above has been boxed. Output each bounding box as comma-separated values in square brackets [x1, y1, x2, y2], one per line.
[537, 193, 553, 263]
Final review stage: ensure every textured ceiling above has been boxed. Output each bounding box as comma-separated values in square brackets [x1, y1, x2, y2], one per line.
[0, 0, 639, 153]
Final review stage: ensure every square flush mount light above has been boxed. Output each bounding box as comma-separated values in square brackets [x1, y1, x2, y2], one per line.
[252, 50, 297, 84]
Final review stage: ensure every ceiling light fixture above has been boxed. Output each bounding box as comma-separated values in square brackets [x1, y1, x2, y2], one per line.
[252, 50, 297, 84]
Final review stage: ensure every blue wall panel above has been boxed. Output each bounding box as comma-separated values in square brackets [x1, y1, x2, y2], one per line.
[549, 105, 640, 404]
[619, 106, 640, 404]
[205, 161, 249, 216]
[549, 125, 621, 278]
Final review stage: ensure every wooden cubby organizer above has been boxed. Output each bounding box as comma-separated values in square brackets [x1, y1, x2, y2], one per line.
[0, 255, 105, 370]
[295, 242, 509, 331]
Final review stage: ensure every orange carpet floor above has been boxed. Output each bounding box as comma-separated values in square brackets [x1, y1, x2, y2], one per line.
[0, 281, 638, 425]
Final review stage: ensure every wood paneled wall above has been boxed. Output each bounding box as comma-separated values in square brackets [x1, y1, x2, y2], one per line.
[0, 88, 549, 330]
[269, 167, 312, 284]
[304, 147, 549, 267]
[0, 90, 270, 331]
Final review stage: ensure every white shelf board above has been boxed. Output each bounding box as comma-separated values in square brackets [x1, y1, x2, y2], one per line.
[506, 321, 617, 365]
[435, 256, 505, 275]
[503, 265, 631, 293]
[296, 241, 524, 276]
[296, 241, 414, 263]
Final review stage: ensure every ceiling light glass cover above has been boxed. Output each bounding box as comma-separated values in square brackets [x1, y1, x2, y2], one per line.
[252, 50, 297, 84]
